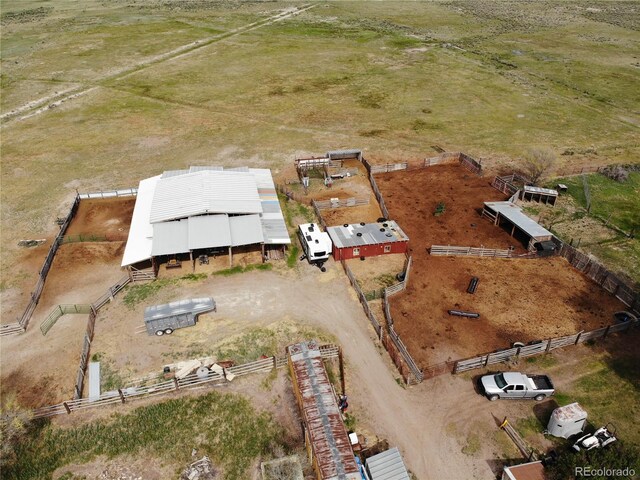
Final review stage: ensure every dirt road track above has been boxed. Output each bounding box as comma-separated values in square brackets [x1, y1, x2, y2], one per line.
[1, 4, 317, 124]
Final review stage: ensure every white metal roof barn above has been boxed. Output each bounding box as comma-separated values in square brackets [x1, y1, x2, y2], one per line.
[122, 166, 290, 268]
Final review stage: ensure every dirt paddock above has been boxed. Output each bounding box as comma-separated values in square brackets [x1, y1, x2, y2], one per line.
[65, 197, 135, 238]
[377, 164, 522, 251]
[375, 165, 627, 367]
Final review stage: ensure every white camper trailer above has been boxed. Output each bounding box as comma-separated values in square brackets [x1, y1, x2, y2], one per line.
[297, 223, 332, 272]
[546, 402, 587, 439]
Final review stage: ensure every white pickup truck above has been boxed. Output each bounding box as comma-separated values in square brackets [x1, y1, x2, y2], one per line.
[479, 372, 555, 401]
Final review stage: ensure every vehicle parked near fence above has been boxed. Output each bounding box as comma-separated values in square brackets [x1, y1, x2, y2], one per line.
[144, 297, 216, 336]
[479, 372, 555, 401]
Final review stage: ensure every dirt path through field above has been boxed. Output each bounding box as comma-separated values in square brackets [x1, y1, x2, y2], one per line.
[1, 4, 317, 124]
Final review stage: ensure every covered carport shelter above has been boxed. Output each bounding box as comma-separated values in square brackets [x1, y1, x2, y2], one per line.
[482, 201, 554, 250]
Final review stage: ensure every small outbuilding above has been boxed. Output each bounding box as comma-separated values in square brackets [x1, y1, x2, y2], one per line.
[521, 186, 558, 205]
[365, 447, 410, 480]
[482, 201, 554, 251]
[326, 220, 409, 261]
[502, 460, 547, 480]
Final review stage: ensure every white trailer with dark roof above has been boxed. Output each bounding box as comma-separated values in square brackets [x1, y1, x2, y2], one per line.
[297, 223, 332, 272]
[144, 297, 216, 336]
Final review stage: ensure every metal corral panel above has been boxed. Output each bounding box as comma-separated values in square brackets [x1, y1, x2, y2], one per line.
[150, 170, 262, 223]
[484, 202, 553, 240]
[327, 221, 409, 249]
[366, 447, 410, 480]
[88, 362, 101, 401]
[188, 214, 231, 249]
[230, 214, 264, 246]
[151, 219, 190, 256]
[288, 341, 360, 480]
[144, 297, 216, 322]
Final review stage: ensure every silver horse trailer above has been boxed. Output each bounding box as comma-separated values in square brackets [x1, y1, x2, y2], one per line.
[144, 297, 216, 336]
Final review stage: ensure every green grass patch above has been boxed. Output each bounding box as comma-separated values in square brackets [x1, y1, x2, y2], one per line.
[551, 172, 640, 234]
[213, 263, 272, 277]
[461, 432, 481, 456]
[286, 245, 299, 269]
[344, 413, 357, 431]
[122, 278, 176, 309]
[558, 357, 640, 446]
[216, 323, 334, 365]
[515, 416, 544, 438]
[4, 391, 284, 480]
[524, 354, 558, 369]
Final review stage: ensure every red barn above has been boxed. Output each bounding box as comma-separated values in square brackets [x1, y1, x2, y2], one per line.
[326, 220, 409, 261]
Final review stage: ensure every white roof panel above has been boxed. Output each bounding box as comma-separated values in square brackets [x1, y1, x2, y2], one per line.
[188, 214, 231, 250]
[121, 175, 160, 266]
[366, 447, 410, 480]
[230, 214, 264, 246]
[484, 202, 553, 240]
[524, 185, 558, 196]
[151, 219, 189, 256]
[150, 170, 262, 223]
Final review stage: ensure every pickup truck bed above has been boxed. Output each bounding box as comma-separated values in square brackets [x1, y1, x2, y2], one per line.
[531, 375, 554, 390]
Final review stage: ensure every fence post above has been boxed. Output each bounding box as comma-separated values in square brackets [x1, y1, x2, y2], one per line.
[574, 332, 582, 345]
[63, 402, 71, 414]
[603, 325, 611, 339]
[118, 389, 126, 404]
[173, 377, 180, 390]
[545, 339, 553, 353]
[272, 355, 277, 370]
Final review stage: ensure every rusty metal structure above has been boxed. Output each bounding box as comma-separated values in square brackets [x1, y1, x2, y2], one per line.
[287, 341, 360, 480]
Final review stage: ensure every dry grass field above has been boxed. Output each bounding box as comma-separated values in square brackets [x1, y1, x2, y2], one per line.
[1, 1, 639, 478]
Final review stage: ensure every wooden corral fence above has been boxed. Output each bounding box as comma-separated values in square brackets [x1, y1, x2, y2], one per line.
[429, 245, 531, 259]
[78, 188, 137, 199]
[73, 275, 133, 399]
[452, 319, 639, 374]
[554, 164, 603, 177]
[555, 240, 640, 315]
[275, 183, 311, 204]
[310, 200, 327, 229]
[366, 152, 482, 176]
[501, 418, 538, 461]
[340, 260, 383, 338]
[313, 197, 369, 210]
[382, 289, 423, 384]
[1, 195, 82, 337]
[491, 173, 532, 196]
[32, 344, 340, 419]
[40, 304, 92, 336]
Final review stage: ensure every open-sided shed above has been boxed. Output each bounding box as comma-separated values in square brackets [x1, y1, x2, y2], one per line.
[521, 186, 558, 205]
[482, 201, 553, 251]
[326, 220, 409, 261]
